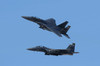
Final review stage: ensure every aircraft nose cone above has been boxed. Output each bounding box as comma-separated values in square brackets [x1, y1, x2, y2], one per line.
[22, 16, 29, 19]
[27, 48, 33, 51]
[22, 16, 33, 21]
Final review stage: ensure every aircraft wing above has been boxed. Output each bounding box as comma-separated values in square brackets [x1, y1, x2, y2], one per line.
[37, 21, 62, 37]
[46, 26, 62, 37]
[63, 34, 70, 39]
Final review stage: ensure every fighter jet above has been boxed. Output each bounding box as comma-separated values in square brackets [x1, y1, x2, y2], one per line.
[22, 16, 71, 38]
[27, 43, 79, 56]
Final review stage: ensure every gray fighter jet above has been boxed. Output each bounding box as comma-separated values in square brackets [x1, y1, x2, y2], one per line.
[27, 43, 79, 56]
[22, 16, 71, 38]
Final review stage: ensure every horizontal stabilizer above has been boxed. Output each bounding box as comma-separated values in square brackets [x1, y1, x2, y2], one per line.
[65, 25, 71, 33]
[63, 34, 70, 39]
[73, 52, 79, 54]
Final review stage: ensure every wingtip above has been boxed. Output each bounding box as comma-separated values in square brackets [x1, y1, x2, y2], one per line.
[68, 37, 70, 39]
[59, 35, 62, 37]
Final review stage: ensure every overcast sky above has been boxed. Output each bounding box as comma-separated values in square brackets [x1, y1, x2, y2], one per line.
[1, 0, 100, 66]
